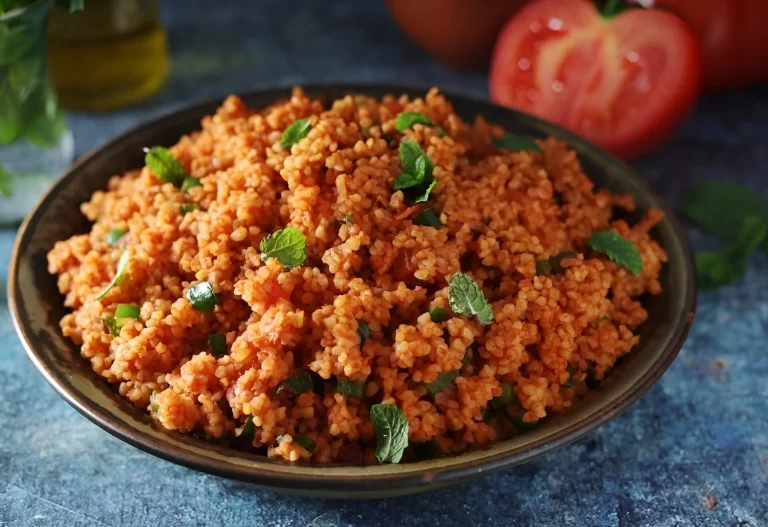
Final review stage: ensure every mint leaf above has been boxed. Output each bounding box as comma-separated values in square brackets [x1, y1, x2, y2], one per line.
[181, 177, 202, 192]
[144, 146, 187, 187]
[105, 229, 127, 246]
[260, 226, 307, 268]
[8, 58, 40, 103]
[274, 371, 315, 398]
[239, 416, 255, 438]
[588, 230, 643, 276]
[96, 251, 129, 300]
[448, 273, 493, 325]
[426, 370, 458, 396]
[395, 112, 446, 136]
[393, 172, 422, 191]
[0, 24, 37, 66]
[280, 118, 312, 150]
[407, 176, 436, 204]
[696, 215, 767, 288]
[399, 140, 426, 175]
[277, 434, 316, 452]
[535, 259, 550, 276]
[0, 87, 20, 144]
[492, 134, 542, 152]
[370, 403, 409, 464]
[413, 208, 442, 228]
[681, 181, 768, 255]
[0, 165, 13, 197]
[337, 379, 365, 398]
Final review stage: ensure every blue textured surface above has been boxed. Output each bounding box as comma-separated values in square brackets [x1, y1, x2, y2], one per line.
[2, 1, 767, 525]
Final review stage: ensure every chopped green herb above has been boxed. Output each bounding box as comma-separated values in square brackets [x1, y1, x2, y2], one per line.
[411, 439, 440, 459]
[407, 177, 437, 204]
[491, 382, 516, 409]
[681, 181, 768, 255]
[492, 134, 542, 152]
[275, 371, 315, 397]
[181, 177, 202, 192]
[535, 259, 550, 276]
[337, 379, 366, 398]
[277, 434, 316, 452]
[562, 366, 575, 388]
[114, 304, 140, 319]
[184, 282, 220, 313]
[394, 112, 446, 136]
[0, 166, 12, 197]
[426, 371, 458, 396]
[357, 319, 370, 346]
[509, 414, 540, 432]
[209, 334, 227, 356]
[429, 305, 449, 323]
[101, 317, 121, 337]
[96, 251, 129, 300]
[394, 151, 428, 190]
[260, 226, 307, 268]
[370, 403, 409, 464]
[239, 415, 255, 438]
[448, 273, 494, 325]
[413, 208, 442, 228]
[695, 215, 767, 288]
[143, 146, 187, 187]
[549, 251, 578, 274]
[588, 230, 643, 276]
[343, 213, 354, 225]
[179, 203, 200, 215]
[105, 229, 127, 246]
[280, 118, 312, 150]
[394, 141, 437, 205]
[399, 140, 429, 175]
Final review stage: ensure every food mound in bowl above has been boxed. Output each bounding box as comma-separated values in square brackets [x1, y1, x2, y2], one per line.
[47, 88, 667, 464]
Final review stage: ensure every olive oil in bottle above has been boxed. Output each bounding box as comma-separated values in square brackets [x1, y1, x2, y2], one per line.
[47, 0, 170, 110]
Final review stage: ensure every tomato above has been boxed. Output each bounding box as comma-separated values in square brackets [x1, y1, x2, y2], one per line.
[656, 0, 768, 90]
[489, 0, 702, 160]
[385, 0, 527, 70]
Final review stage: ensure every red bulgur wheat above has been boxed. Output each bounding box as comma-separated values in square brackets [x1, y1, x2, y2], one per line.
[47, 88, 667, 464]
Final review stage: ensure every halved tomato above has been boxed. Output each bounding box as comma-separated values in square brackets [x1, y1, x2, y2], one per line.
[489, 0, 702, 160]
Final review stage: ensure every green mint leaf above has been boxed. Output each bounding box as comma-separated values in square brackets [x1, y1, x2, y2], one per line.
[96, 251, 129, 300]
[399, 140, 427, 175]
[0, 88, 21, 144]
[448, 273, 494, 325]
[105, 229, 127, 246]
[490, 382, 516, 409]
[407, 176, 437, 204]
[394, 112, 447, 136]
[0, 24, 37, 66]
[239, 415, 255, 438]
[259, 226, 307, 268]
[588, 230, 643, 276]
[370, 403, 409, 464]
[184, 282, 220, 313]
[209, 334, 227, 356]
[413, 208, 442, 228]
[280, 118, 312, 150]
[337, 379, 365, 398]
[0, 165, 13, 197]
[695, 215, 767, 288]
[181, 177, 202, 192]
[144, 146, 187, 187]
[492, 134, 542, 152]
[548, 251, 577, 274]
[393, 172, 422, 191]
[429, 305, 449, 323]
[426, 370, 458, 396]
[681, 181, 768, 255]
[358, 319, 370, 346]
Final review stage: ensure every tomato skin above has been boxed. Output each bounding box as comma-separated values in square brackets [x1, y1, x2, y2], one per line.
[657, 0, 768, 90]
[489, 0, 702, 160]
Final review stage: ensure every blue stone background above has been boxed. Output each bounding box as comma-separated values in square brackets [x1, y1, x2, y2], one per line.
[2, 1, 767, 525]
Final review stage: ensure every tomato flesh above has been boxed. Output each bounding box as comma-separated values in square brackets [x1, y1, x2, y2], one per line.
[490, 0, 702, 160]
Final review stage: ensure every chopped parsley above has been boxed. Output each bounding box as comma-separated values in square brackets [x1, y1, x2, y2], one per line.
[588, 230, 643, 276]
[280, 118, 312, 150]
[260, 226, 307, 268]
[143, 146, 187, 187]
[96, 251, 129, 300]
[448, 273, 493, 325]
[370, 403, 409, 464]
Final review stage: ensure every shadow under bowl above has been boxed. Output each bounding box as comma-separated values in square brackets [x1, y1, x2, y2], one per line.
[8, 84, 696, 499]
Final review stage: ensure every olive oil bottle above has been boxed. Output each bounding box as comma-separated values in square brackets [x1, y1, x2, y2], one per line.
[46, 0, 169, 110]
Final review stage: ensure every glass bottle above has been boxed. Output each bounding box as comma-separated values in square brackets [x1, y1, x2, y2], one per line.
[47, 0, 169, 110]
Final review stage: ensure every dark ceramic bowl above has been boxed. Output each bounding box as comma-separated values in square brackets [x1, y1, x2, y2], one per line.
[9, 84, 696, 499]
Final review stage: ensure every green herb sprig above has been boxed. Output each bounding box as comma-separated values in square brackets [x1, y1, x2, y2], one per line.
[280, 118, 312, 150]
[393, 141, 437, 204]
[260, 226, 307, 268]
[395, 112, 447, 136]
[370, 403, 409, 464]
[448, 273, 493, 325]
[144, 146, 187, 187]
[588, 230, 643, 276]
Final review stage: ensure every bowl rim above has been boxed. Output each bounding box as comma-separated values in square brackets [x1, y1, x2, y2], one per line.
[8, 83, 697, 497]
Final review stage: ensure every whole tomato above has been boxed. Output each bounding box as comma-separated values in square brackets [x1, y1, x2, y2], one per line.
[656, 0, 768, 90]
[385, 0, 527, 70]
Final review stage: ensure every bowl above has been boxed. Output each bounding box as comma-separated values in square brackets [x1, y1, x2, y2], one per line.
[8, 84, 696, 499]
